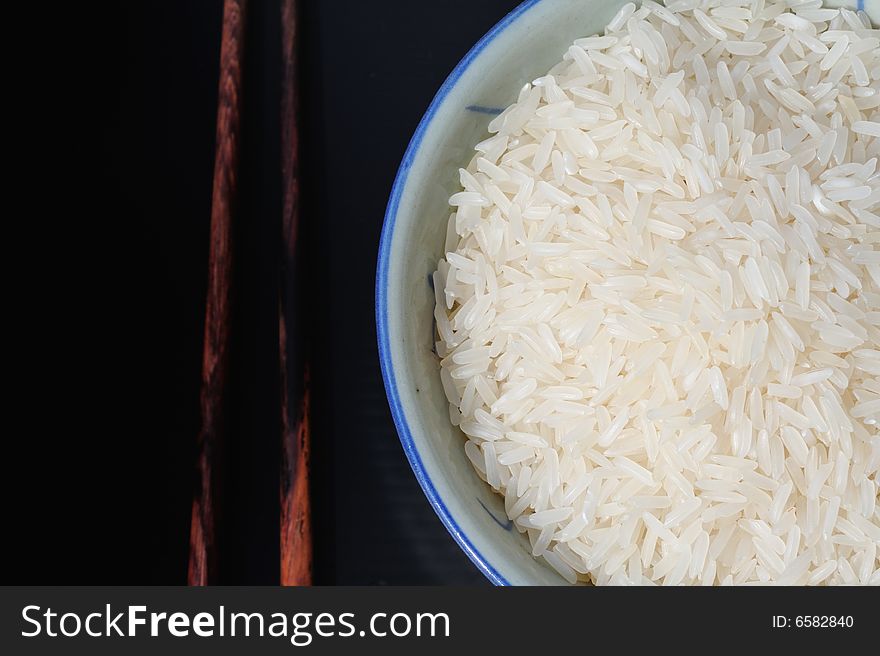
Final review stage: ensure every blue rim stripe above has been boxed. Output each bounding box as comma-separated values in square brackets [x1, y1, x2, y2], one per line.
[376, 0, 543, 587]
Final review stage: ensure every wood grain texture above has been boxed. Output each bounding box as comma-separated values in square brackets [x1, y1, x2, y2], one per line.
[279, 0, 312, 586]
[188, 0, 248, 587]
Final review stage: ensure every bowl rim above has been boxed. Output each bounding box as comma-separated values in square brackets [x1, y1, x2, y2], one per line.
[376, 0, 543, 586]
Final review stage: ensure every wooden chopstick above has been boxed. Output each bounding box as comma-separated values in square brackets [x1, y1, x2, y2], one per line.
[279, 0, 313, 586]
[188, 0, 248, 586]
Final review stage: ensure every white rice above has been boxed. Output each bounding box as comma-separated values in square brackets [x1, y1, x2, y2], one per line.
[435, 0, 880, 585]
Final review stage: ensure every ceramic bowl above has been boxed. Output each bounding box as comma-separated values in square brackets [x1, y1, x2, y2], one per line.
[376, 0, 875, 585]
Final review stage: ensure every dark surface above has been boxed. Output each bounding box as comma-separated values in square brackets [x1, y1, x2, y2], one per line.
[300, 0, 522, 586]
[8, 0, 523, 584]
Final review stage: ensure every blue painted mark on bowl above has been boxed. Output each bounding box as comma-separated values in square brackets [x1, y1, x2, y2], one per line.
[466, 104, 505, 115]
[478, 498, 513, 531]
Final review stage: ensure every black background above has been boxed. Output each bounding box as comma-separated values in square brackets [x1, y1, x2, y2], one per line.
[6, 1, 526, 584]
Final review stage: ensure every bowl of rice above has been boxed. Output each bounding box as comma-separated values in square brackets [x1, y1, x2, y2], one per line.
[377, 0, 880, 585]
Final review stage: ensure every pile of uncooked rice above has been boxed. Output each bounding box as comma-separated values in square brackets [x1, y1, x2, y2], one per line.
[434, 0, 880, 585]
